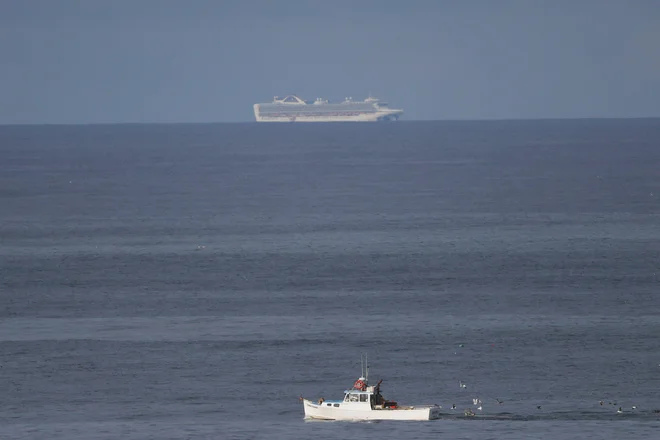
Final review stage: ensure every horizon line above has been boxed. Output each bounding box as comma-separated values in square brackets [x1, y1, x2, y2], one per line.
[2, 116, 660, 127]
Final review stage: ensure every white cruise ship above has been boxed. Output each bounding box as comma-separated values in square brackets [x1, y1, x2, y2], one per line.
[253, 95, 403, 122]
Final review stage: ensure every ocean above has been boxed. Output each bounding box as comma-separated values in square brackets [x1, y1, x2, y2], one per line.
[1, 119, 659, 439]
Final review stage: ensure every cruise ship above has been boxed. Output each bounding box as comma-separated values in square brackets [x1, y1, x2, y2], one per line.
[253, 95, 403, 122]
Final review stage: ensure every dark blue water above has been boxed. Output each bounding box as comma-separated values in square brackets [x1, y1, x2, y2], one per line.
[1, 120, 660, 439]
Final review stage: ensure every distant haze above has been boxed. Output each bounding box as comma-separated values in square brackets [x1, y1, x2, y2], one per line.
[2, 0, 659, 124]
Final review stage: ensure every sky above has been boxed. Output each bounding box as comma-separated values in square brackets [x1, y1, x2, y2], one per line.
[1, 0, 659, 123]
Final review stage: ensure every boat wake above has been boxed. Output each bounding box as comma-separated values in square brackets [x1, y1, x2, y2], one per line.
[435, 409, 660, 422]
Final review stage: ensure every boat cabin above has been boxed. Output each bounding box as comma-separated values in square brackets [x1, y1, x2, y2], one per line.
[323, 376, 398, 410]
[313, 376, 398, 410]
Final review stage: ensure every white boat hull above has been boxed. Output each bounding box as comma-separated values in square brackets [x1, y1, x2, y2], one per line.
[303, 399, 441, 421]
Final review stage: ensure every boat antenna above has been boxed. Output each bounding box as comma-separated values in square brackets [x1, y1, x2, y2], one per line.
[365, 353, 369, 382]
[360, 354, 364, 378]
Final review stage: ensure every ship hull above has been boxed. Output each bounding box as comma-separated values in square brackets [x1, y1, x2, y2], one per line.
[255, 113, 400, 123]
[303, 399, 441, 421]
[253, 99, 402, 122]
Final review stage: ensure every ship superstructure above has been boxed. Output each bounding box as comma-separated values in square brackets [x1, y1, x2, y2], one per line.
[253, 95, 403, 122]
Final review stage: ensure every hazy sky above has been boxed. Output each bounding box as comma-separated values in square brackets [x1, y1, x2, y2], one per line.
[1, 0, 659, 123]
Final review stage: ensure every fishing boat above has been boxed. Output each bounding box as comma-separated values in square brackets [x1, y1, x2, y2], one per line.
[301, 356, 441, 421]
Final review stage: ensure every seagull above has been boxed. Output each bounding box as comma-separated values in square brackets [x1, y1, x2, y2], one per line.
[452, 404, 456, 410]
[496, 399, 504, 405]
[477, 405, 482, 411]
[632, 406, 637, 410]
[599, 401, 603, 406]
[537, 405, 542, 410]
[617, 407, 623, 414]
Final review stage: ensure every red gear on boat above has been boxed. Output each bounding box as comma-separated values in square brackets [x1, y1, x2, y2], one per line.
[353, 379, 366, 391]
